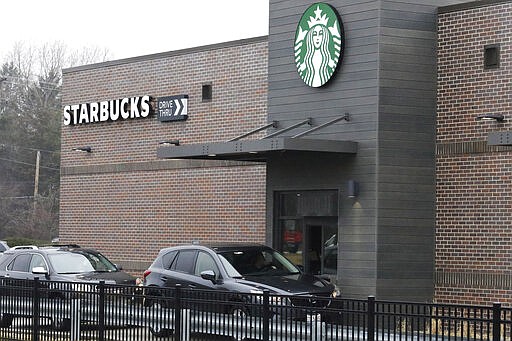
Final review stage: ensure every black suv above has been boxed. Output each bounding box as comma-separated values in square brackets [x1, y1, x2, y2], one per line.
[0, 244, 136, 285]
[143, 244, 339, 317]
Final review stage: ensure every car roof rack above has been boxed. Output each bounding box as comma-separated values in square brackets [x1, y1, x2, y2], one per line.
[43, 244, 81, 249]
[10, 245, 38, 250]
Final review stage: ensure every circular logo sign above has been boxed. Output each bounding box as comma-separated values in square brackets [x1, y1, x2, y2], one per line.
[294, 3, 344, 87]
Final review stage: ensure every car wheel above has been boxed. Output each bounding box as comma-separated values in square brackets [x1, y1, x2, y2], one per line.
[147, 300, 173, 337]
[0, 314, 13, 328]
[52, 317, 71, 331]
[149, 325, 173, 338]
[230, 306, 249, 318]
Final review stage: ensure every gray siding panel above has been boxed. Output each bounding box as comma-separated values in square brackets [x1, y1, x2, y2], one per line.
[269, 0, 380, 299]
[268, 0, 468, 300]
[377, 0, 439, 302]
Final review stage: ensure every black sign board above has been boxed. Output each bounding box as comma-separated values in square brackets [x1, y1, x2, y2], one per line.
[157, 95, 188, 122]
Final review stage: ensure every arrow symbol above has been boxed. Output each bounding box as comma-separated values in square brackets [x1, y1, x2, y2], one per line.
[173, 99, 182, 116]
[181, 98, 188, 116]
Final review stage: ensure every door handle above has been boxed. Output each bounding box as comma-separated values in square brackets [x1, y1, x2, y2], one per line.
[188, 284, 196, 288]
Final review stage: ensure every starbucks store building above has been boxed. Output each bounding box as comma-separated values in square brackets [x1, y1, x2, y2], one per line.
[60, 0, 512, 306]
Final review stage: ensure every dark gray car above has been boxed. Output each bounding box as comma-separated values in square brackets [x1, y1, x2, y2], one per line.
[144, 244, 339, 312]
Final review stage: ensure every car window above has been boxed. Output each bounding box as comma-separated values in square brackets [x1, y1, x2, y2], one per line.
[29, 254, 48, 272]
[218, 248, 300, 276]
[162, 250, 177, 269]
[49, 253, 95, 274]
[173, 250, 196, 274]
[218, 254, 242, 278]
[8, 254, 31, 272]
[194, 251, 219, 277]
[79, 251, 117, 272]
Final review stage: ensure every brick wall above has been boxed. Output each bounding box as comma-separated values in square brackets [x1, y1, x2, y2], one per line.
[60, 38, 268, 275]
[436, 2, 512, 305]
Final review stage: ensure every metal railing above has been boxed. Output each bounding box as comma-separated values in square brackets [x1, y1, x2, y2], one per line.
[0, 277, 510, 341]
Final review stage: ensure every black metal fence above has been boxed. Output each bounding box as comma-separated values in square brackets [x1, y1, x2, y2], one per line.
[0, 277, 511, 341]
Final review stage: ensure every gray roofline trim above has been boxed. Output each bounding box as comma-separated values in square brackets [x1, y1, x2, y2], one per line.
[438, 0, 512, 14]
[157, 137, 358, 162]
[63, 35, 268, 74]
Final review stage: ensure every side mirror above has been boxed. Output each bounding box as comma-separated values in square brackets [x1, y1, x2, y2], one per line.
[114, 264, 123, 271]
[200, 270, 217, 283]
[32, 267, 48, 275]
[296, 264, 305, 272]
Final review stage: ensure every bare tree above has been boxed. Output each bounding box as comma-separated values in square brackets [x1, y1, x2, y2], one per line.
[0, 42, 110, 241]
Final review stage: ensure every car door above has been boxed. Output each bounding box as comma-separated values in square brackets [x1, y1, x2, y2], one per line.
[191, 251, 228, 312]
[5, 253, 32, 280]
[163, 249, 197, 289]
[3, 253, 34, 296]
[192, 251, 222, 290]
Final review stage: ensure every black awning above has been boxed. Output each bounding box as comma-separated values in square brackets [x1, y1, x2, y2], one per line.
[157, 137, 357, 162]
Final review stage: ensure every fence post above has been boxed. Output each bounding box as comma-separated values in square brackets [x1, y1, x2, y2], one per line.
[367, 296, 375, 341]
[262, 290, 270, 341]
[32, 277, 40, 341]
[70, 299, 81, 341]
[98, 281, 105, 341]
[181, 308, 191, 341]
[492, 302, 501, 341]
[175, 284, 182, 341]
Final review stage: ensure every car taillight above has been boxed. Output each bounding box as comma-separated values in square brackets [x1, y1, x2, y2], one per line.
[143, 270, 151, 280]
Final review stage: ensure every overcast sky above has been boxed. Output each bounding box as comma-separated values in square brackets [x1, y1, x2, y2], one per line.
[0, 0, 269, 63]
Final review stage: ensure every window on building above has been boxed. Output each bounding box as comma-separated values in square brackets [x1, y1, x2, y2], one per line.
[484, 44, 500, 69]
[202, 83, 212, 102]
[274, 190, 338, 277]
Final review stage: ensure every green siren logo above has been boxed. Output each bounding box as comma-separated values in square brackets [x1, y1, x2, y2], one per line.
[295, 3, 343, 87]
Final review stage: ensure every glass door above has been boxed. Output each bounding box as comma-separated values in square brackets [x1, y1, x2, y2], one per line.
[304, 218, 337, 275]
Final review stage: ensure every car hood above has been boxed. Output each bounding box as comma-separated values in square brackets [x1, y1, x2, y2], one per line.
[59, 271, 136, 285]
[235, 273, 334, 295]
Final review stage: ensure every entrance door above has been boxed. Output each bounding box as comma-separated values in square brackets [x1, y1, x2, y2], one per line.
[275, 190, 338, 277]
[304, 218, 338, 275]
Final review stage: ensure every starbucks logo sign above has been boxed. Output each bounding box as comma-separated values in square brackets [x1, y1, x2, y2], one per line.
[294, 3, 343, 87]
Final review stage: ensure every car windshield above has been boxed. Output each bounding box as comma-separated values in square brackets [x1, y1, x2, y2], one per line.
[218, 248, 300, 277]
[49, 251, 118, 274]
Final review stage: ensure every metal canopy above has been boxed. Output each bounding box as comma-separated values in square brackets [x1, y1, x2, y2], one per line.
[157, 137, 358, 162]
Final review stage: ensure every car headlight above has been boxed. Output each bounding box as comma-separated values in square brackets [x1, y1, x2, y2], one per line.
[331, 285, 341, 298]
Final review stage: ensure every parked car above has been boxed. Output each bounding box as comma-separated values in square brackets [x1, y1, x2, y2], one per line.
[0, 241, 9, 255]
[0, 244, 138, 330]
[143, 243, 340, 336]
[0, 244, 136, 285]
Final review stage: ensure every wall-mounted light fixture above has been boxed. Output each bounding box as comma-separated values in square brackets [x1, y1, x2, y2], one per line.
[347, 180, 359, 198]
[476, 114, 505, 122]
[159, 140, 180, 146]
[72, 146, 92, 153]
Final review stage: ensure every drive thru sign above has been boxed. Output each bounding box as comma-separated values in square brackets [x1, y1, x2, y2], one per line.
[157, 95, 188, 122]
